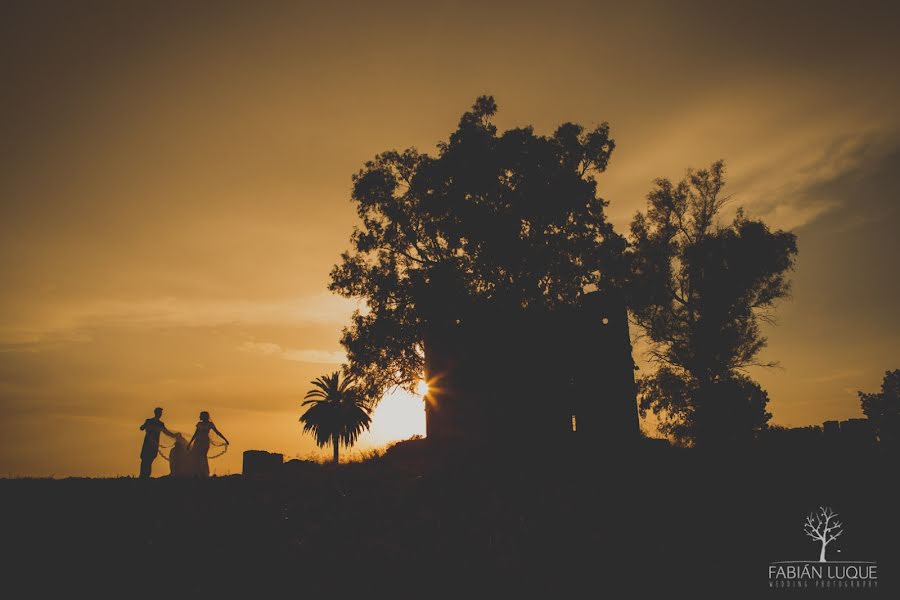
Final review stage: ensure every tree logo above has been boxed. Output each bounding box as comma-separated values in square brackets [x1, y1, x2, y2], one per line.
[768, 506, 878, 590]
[804, 506, 843, 562]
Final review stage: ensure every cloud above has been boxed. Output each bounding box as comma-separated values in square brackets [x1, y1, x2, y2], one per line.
[0, 292, 361, 350]
[238, 340, 345, 365]
[736, 131, 892, 230]
[761, 201, 839, 231]
[602, 74, 900, 233]
[801, 369, 864, 384]
[730, 123, 900, 229]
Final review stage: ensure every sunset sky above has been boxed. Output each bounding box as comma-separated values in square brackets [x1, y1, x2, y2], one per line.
[2, 1, 898, 476]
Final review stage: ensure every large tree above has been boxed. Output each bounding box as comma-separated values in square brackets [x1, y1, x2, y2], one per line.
[329, 96, 626, 400]
[629, 161, 798, 447]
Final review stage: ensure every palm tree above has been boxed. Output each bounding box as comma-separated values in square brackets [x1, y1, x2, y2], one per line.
[300, 371, 372, 463]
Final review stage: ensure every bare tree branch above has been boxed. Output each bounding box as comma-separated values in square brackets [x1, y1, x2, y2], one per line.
[806, 507, 844, 560]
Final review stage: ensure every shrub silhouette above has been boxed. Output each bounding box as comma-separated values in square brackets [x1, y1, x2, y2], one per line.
[859, 369, 900, 447]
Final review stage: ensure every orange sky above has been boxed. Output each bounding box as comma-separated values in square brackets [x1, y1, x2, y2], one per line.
[2, 1, 899, 476]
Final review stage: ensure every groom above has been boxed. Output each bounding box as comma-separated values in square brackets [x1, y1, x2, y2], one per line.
[139, 407, 175, 478]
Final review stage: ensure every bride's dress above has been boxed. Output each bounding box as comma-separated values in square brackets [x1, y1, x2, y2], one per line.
[168, 434, 194, 478]
[189, 421, 213, 478]
[163, 422, 227, 477]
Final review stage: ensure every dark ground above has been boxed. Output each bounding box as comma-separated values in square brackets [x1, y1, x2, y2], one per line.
[2, 441, 896, 597]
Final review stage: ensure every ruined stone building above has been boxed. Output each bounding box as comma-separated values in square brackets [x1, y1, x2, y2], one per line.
[420, 281, 640, 450]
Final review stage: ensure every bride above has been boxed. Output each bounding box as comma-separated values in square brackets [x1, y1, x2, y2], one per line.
[187, 411, 229, 478]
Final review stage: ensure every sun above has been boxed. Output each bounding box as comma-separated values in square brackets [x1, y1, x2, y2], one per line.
[361, 381, 427, 445]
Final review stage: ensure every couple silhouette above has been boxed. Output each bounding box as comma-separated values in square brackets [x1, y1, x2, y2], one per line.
[139, 408, 229, 478]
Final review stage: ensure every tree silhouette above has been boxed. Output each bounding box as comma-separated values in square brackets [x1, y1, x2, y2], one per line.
[329, 96, 626, 401]
[300, 372, 372, 463]
[629, 161, 798, 447]
[804, 506, 843, 562]
[859, 369, 900, 446]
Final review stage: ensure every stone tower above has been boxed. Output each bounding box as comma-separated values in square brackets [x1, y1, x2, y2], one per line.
[420, 279, 639, 450]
